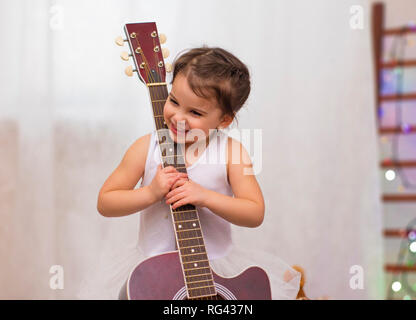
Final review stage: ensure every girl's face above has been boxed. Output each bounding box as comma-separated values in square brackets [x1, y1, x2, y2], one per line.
[163, 73, 232, 146]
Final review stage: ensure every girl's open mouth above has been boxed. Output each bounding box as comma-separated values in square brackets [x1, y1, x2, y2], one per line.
[171, 126, 189, 134]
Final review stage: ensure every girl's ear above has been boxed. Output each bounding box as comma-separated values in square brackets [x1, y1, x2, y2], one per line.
[218, 114, 234, 129]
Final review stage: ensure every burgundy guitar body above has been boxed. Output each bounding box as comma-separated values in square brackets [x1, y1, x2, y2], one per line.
[125, 251, 271, 300]
[118, 22, 272, 300]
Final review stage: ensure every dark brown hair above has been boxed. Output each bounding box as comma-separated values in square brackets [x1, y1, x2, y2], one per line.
[171, 46, 250, 124]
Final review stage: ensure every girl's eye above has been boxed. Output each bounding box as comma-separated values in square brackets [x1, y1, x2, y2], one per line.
[191, 111, 202, 116]
[169, 97, 178, 105]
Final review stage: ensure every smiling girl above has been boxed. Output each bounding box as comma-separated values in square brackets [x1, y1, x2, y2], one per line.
[80, 46, 300, 300]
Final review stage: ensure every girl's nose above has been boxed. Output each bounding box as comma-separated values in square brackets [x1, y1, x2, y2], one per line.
[172, 118, 187, 130]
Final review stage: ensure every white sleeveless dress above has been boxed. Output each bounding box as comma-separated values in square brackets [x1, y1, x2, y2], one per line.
[77, 129, 300, 300]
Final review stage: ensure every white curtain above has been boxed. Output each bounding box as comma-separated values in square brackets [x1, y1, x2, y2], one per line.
[0, 0, 384, 299]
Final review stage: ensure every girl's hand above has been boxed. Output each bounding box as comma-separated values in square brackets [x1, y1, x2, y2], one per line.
[165, 178, 210, 209]
[149, 164, 188, 202]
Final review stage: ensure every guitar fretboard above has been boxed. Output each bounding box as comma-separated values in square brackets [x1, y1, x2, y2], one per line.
[149, 84, 217, 299]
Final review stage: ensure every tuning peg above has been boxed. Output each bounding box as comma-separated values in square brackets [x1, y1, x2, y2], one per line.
[162, 47, 170, 59]
[115, 36, 127, 46]
[159, 33, 167, 44]
[120, 51, 131, 61]
[125, 65, 137, 77]
[165, 62, 172, 73]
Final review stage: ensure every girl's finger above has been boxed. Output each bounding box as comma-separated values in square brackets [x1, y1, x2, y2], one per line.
[166, 184, 179, 197]
[171, 179, 186, 190]
[163, 165, 177, 173]
[167, 178, 179, 185]
[172, 198, 188, 210]
[166, 190, 184, 204]
[165, 172, 181, 178]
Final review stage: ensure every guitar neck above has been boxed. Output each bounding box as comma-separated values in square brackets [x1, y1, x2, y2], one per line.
[148, 84, 217, 299]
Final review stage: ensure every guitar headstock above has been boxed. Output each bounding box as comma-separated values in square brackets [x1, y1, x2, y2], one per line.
[116, 22, 171, 85]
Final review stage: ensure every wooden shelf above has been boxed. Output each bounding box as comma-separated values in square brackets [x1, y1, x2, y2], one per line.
[379, 125, 416, 134]
[383, 194, 416, 202]
[381, 160, 416, 168]
[384, 229, 416, 238]
[385, 264, 416, 272]
[380, 93, 416, 101]
[384, 26, 416, 36]
[381, 60, 416, 69]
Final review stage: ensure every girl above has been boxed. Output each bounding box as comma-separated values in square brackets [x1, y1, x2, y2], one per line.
[78, 47, 300, 299]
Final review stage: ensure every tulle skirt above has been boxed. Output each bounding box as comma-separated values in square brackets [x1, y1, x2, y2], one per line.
[77, 242, 300, 300]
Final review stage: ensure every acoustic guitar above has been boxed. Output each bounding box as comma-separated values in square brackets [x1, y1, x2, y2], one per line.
[115, 22, 271, 300]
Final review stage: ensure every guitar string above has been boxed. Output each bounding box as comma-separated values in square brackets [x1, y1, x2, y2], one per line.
[151, 85, 210, 298]
[138, 42, 207, 298]
[133, 37, 156, 84]
[152, 36, 163, 83]
[163, 97, 215, 299]
[154, 87, 216, 299]
[128, 28, 217, 299]
[148, 55, 217, 300]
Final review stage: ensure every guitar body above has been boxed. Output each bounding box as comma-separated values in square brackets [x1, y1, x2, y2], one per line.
[125, 251, 272, 300]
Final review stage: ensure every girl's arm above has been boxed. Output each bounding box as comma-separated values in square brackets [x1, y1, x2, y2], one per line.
[165, 138, 265, 227]
[98, 134, 187, 217]
[97, 134, 154, 217]
[203, 137, 264, 228]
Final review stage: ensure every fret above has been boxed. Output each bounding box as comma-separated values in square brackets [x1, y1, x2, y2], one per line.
[163, 154, 181, 158]
[162, 163, 186, 170]
[180, 236, 204, 247]
[174, 167, 188, 174]
[186, 274, 212, 283]
[161, 161, 186, 169]
[159, 142, 175, 148]
[175, 220, 200, 232]
[178, 237, 204, 248]
[188, 284, 215, 290]
[151, 101, 165, 109]
[180, 245, 206, 256]
[175, 219, 201, 232]
[155, 119, 167, 130]
[172, 210, 198, 220]
[187, 278, 213, 285]
[158, 140, 174, 148]
[181, 253, 208, 263]
[175, 218, 200, 224]
[156, 128, 170, 135]
[187, 279, 214, 289]
[184, 267, 211, 277]
[160, 144, 181, 157]
[184, 265, 211, 274]
[162, 157, 185, 167]
[148, 85, 168, 101]
[183, 260, 210, 270]
[188, 286, 216, 298]
[156, 132, 169, 144]
[173, 204, 195, 211]
[176, 229, 202, 240]
[151, 99, 166, 103]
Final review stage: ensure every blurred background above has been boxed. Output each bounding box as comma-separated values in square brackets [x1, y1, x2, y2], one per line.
[1, 0, 415, 299]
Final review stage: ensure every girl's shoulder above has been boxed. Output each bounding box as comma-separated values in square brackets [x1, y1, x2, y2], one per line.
[225, 136, 254, 184]
[99, 132, 153, 195]
[226, 136, 253, 166]
[120, 132, 153, 174]
[129, 132, 153, 154]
